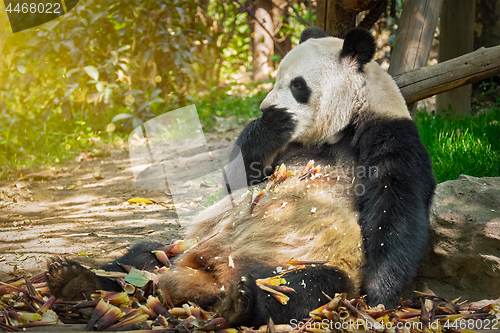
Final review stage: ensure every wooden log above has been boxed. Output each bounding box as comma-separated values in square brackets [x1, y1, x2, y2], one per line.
[393, 45, 500, 104]
[387, 0, 443, 117]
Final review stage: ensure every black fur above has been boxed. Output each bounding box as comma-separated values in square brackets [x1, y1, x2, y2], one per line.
[219, 266, 353, 327]
[290, 76, 311, 104]
[352, 116, 436, 308]
[100, 240, 165, 272]
[228, 105, 296, 187]
[340, 28, 376, 70]
[47, 241, 165, 300]
[46, 257, 119, 300]
[299, 26, 328, 44]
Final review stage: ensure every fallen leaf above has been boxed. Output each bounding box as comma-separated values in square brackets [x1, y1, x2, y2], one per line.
[124, 268, 151, 287]
[127, 197, 154, 204]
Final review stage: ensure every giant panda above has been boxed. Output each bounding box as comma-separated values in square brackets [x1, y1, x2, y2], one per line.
[46, 27, 436, 327]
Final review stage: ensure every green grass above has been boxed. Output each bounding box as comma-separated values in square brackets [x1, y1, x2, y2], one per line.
[415, 107, 500, 183]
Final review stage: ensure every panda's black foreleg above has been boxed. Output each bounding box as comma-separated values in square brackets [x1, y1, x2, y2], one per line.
[228, 106, 296, 188]
[354, 118, 436, 308]
[219, 266, 353, 327]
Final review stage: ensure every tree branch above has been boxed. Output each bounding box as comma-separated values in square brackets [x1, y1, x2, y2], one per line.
[282, 0, 311, 27]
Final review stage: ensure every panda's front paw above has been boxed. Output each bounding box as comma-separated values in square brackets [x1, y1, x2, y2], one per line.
[261, 105, 297, 134]
[218, 275, 257, 326]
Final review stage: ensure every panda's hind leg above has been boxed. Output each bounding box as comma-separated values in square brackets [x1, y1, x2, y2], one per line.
[46, 241, 165, 300]
[46, 257, 121, 300]
[219, 266, 354, 327]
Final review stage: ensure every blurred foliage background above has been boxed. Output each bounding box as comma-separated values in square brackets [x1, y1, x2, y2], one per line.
[0, 0, 498, 182]
[0, 0, 268, 176]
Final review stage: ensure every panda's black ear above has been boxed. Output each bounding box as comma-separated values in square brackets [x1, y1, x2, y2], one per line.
[300, 27, 328, 44]
[340, 28, 376, 69]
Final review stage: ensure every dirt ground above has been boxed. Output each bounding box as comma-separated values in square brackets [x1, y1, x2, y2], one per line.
[0, 129, 241, 281]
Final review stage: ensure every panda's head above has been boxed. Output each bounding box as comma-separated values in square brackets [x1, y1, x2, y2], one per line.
[261, 27, 410, 145]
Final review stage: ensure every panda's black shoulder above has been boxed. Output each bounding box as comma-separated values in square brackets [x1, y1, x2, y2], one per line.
[354, 117, 427, 158]
[353, 115, 436, 203]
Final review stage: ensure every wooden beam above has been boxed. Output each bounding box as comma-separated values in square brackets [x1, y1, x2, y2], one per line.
[393, 45, 500, 104]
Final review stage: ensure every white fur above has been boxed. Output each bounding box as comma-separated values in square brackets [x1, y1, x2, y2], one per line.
[261, 37, 410, 145]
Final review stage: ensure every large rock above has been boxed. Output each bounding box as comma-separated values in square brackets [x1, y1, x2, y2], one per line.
[414, 175, 500, 301]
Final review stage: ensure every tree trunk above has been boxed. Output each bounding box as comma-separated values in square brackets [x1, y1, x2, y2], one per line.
[316, 0, 380, 36]
[435, 0, 476, 115]
[474, 0, 500, 49]
[252, 0, 274, 82]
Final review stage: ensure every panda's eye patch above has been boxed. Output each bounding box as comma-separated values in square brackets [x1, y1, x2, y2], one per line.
[290, 76, 311, 104]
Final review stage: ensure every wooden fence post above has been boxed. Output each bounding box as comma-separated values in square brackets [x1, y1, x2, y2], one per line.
[435, 0, 476, 115]
[387, 0, 443, 118]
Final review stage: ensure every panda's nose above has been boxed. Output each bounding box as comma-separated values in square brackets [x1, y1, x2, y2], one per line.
[260, 89, 276, 111]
